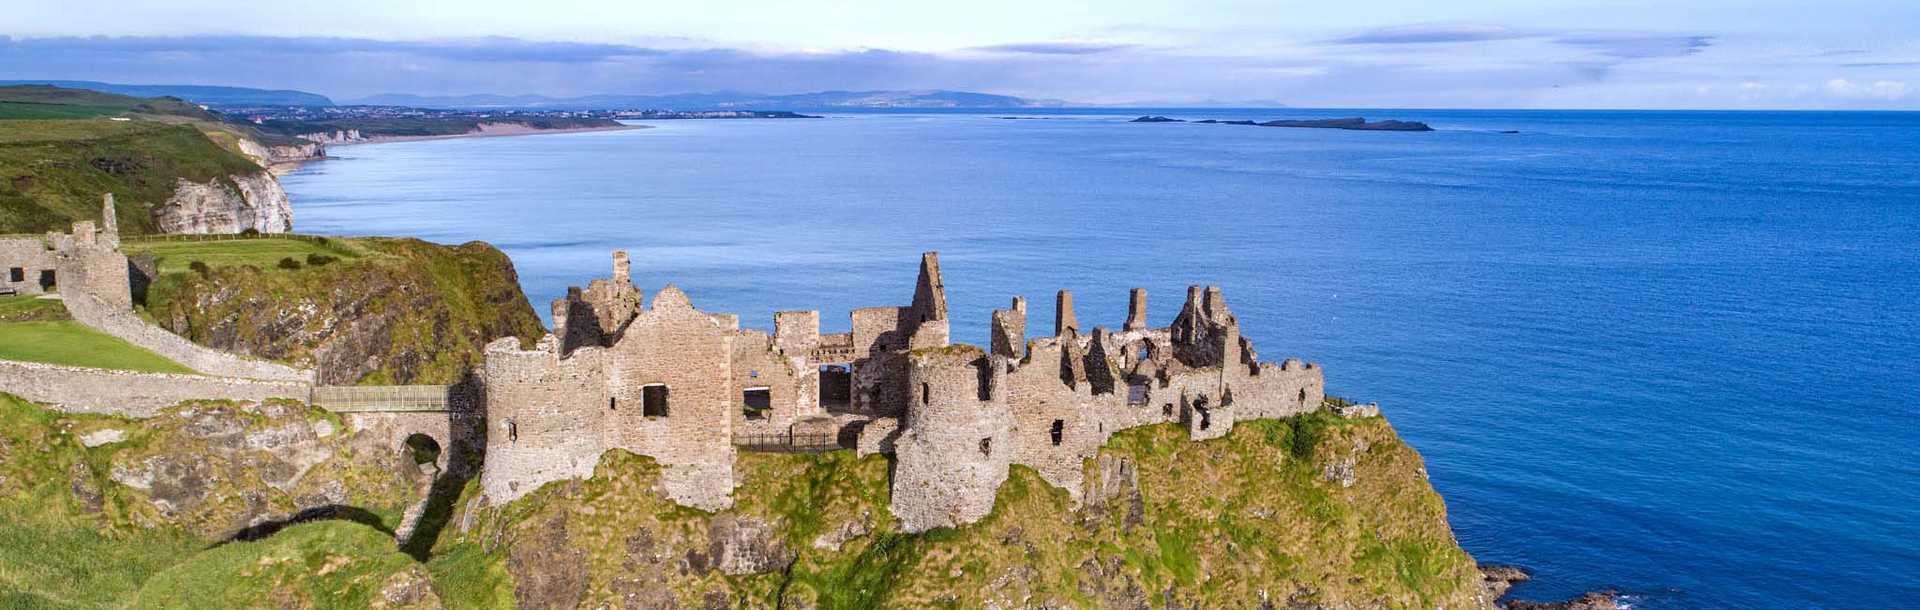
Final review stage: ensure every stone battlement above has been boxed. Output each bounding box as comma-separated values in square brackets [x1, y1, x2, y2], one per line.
[479, 251, 1327, 531]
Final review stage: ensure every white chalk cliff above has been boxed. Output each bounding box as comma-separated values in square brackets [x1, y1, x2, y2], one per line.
[150, 172, 294, 234]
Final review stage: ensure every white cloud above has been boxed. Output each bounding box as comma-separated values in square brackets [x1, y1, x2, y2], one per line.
[1825, 78, 1911, 100]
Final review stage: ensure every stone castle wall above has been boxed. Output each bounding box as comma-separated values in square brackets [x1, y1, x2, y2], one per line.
[475, 250, 1330, 533]
[0, 359, 310, 416]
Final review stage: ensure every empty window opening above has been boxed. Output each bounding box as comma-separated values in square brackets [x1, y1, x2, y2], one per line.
[1194, 396, 1212, 430]
[608, 397, 616, 411]
[1298, 388, 1307, 405]
[505, 418, 518, 443]
[38, 270, 55, 290]
[1137, 345, 1151, 362]
[1162, 403, 1174, 418]
[7, 267, 21, 283]
[819, 364, 851, 410]
[978, 437, 992, 456]
[642, 384, 670, 418]
[743, 387, 771, 420]
[1128, 383, 1149, 406]
[921, 382, 931, 405]
[1050, 419, 1064, 446]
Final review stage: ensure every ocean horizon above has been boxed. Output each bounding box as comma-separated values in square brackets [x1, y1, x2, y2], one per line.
[282, 108, 1920, 609]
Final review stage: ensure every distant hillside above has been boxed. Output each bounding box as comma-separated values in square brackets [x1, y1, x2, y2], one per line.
[0, 86, 305, 235]
[0, 80, 333, 108]
[0, 85, 219, 121]
[350, 89, 1065, 110]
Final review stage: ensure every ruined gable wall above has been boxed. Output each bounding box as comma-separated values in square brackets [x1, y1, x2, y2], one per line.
[729, 329, 805, 435]
[0, 237, 56, 295]
[479, 337, 608, 504]
[601, 287, 738, 510]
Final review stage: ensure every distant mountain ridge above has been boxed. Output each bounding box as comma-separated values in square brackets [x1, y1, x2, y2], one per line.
[0, 81, 334, 107]
[348, 89, 1066, 110]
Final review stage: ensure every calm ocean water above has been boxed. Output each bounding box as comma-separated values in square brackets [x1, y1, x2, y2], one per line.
[282, 109, 1920, 609]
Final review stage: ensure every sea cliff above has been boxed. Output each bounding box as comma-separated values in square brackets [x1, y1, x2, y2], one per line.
[149, 172, 294, 234]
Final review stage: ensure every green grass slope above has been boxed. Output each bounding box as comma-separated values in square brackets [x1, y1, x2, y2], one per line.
[138, 236, 546, 385]
[0, 85, 217, 122]
[0, 119, 263, 234]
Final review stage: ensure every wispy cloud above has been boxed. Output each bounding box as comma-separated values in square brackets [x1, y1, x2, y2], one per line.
[1331, 24, 1528, 45]
[1554, 34, 1713, 59]
[969, 41, 1136, 55]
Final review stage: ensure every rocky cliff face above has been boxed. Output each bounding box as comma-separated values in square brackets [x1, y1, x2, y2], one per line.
[146, 238, 546, 385]
[434, 412, 1492, 610]
[149, 172, 294, 234]
[0, 393, 435, 607]
[236, 136, 327, 167]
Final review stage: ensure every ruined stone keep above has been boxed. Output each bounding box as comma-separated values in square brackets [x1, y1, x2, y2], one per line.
[479, 251, 1326, 531]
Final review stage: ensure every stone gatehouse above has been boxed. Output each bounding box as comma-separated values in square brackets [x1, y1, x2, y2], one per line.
[479, 251, 1326, 531]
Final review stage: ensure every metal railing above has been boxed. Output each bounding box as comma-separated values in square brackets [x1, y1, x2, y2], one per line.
[121, 233, 337, 244]
[312, 385, 452, 413]
[732, 432, 842, 453]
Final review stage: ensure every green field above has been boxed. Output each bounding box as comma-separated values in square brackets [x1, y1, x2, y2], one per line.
[126, 237, 368, 275]
[0, 309, 193, 373]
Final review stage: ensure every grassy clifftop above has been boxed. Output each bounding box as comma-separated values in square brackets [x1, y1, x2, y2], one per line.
[0, 119, 264, 234]
[136, 236, 546, 385]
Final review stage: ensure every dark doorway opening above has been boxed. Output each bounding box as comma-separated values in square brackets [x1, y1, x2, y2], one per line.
[38, 270, 55, 291]
[819, 364, 851, 411]
[1050, 419, 1064, 446]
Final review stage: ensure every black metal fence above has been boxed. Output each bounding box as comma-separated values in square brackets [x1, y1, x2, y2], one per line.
[732, 432, 843, 453]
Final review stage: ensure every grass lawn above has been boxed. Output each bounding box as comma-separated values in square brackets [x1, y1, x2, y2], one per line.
[0, 319, 194, 373]
[0, 296, 68, 322]
[126, 237, 367, 275]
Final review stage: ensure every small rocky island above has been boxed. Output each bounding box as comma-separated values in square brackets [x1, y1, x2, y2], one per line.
[1131, 115, 1434, 131]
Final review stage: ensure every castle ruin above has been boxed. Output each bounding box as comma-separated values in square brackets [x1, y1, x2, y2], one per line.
[479, 251, 1326, 531]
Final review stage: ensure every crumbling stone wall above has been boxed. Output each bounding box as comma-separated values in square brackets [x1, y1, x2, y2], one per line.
[477, 250, 1327, 533]
[0, 360, 310, 416]
[0, 237, 57, 295]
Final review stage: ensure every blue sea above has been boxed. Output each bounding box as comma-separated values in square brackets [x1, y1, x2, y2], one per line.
[282, 109, 1920, 609]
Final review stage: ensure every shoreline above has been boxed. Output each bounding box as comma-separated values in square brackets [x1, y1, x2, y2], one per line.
[265, 123, 651, 174]
[324, 122, 651, 148]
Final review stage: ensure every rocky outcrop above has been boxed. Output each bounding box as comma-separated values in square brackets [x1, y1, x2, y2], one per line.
[151, 238, 545, 385]
[299, 129, 366, 145]
[235, 137, 326, 167]
[150, 171, 294, 234]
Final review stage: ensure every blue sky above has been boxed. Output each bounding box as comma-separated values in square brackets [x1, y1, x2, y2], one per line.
[3, 0, 1916, 108]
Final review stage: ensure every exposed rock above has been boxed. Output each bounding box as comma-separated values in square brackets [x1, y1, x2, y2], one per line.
[1129, 116, 1185, 123]
[79, 428, 126, 447]
[507, 514, 588, 610]
[1481, 564, 1531, 600]
[707, 514, 794, 575]
[811, 510, 872, 551]
[1334, 402, 1382, 418]
[1321, 456, 1357, 487]
[150, 172, 294, 234]
[1506, 591, 1621, 610]
[68, 460, 104, 513]
[374, 566, 442, 609]
[1084, 454, 1145, 530]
